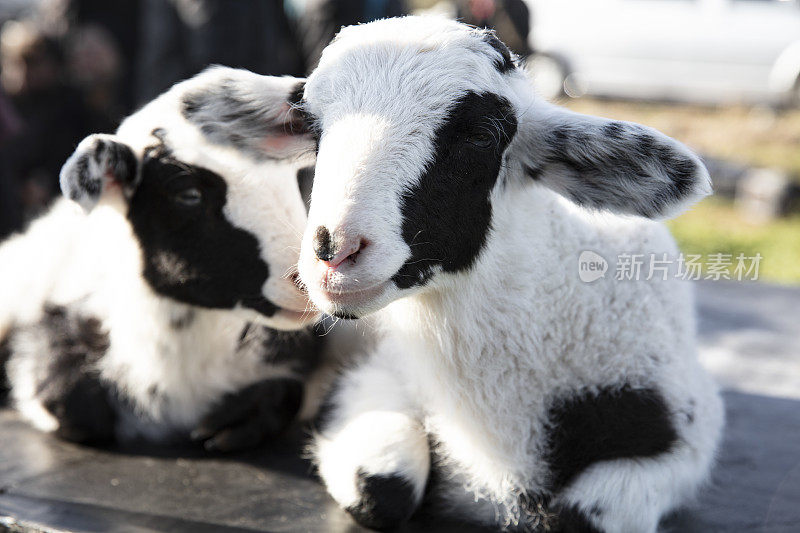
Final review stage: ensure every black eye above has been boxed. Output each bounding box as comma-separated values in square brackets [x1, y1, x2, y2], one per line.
[174, 187, 202, 206]
[466, 130, 495, 149]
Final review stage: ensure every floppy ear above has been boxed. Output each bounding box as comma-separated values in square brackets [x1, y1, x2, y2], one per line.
[180, 66, 314, 161]
[516, 102, 711, 219]
[60, 134, 139, 213]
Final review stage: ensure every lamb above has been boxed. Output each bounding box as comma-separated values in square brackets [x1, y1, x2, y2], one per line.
[183, 18, 724, 532]
[0, 68, 324, 450]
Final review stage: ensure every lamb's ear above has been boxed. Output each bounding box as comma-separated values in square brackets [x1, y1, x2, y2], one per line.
[180, 67, 313, 161]
[517, 103, 711, 219]
[60, 134, 138, 213]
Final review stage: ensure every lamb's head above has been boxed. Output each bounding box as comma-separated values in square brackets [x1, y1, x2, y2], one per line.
[183, 17, 712, 319]
[59, 68, 317, 330]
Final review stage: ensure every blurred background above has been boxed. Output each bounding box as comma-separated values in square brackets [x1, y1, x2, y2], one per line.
[0, 0, 798, 284]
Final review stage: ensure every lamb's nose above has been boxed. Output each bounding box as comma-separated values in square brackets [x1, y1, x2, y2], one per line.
[312, 226, 367, 268]
[313, 226, 334, 262]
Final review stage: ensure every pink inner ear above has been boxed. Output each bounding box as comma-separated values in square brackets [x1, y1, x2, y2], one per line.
[261, 135, 296, 153]
[104, 169, 121, 190]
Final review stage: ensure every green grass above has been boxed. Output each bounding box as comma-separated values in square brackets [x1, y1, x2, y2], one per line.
[668, 198, 800, 284]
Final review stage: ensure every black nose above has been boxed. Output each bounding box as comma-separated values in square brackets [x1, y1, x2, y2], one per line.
[313, 226, 334, 262]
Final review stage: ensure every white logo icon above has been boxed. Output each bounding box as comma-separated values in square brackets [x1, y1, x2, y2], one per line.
[578, 251, 608, 283]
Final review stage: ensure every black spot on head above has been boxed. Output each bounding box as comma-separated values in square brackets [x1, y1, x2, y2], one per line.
[128, 149, 276, 316]
[545, 385, 678, 492]
[480, 30, 516, 73]
[346, 469, 418, 530]
[391, 91, 517, 290]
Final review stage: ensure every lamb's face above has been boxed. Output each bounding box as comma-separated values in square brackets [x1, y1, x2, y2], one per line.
[294, 17, 710, 319]
[296, 18, 522, 317]
[61, 80, 316, 331]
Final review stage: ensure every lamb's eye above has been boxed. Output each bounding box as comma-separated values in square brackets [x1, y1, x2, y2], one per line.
[174, 187, 202, 206]
[466, 130, 494, 149]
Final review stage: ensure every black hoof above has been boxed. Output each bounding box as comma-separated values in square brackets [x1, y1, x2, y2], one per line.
[345, 469, 418, 531]
[192, 378, 303, 452]
[45, 375, 116, 444]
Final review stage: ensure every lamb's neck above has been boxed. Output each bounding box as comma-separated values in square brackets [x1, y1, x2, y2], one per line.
[102, 278, 245, 368]
[382, 186, 560, 369]
[384, 269, 528, 369]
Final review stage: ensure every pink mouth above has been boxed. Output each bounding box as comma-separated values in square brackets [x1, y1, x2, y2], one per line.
[314, 282, 388, 309]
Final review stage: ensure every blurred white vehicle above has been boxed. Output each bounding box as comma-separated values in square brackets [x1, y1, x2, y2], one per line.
[526, 0, 800, 105]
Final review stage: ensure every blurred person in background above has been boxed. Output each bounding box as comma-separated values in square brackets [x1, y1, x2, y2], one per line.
[0, 19, 95, 224]
[455, 0, 530, 58]
[39, 0, 140, 116]
[0, 86, 22, 239]
[136, 0, 305, 104]
[286, 0, 408, 72]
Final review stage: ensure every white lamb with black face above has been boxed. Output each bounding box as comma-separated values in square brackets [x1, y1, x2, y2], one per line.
[183, 17, 724, 532]
[0, 71, 323, 449]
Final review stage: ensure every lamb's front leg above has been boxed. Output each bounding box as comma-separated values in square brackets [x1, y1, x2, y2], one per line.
[314, 355, 430, 530]
[191, 377, 303, 452]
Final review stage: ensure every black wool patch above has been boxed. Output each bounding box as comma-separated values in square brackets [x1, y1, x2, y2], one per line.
[32, 305, 117, 444]
[236, 324, 323, 377]
[545, 385, 678, 492]
[346, 470, 419, 531]
[128, 144, 275, 316]
[193, 377, 305, 451]
[391, 91, 517, 290]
